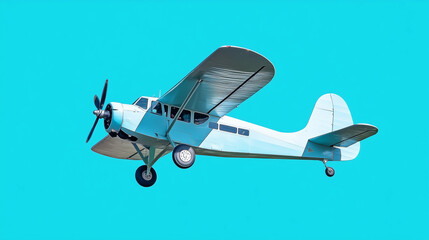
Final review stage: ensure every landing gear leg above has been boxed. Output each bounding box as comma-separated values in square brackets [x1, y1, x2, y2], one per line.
[132, 143, 157, 187]
[323, 159, 335, 177]
[131, 143, 170, 187]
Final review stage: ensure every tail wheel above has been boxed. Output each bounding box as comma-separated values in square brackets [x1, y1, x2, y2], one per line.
[135, 165, 157, 187]
[172, 144, 196, 169]
[325, 167, 335, 177]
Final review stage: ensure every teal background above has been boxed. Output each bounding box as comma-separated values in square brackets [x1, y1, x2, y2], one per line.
[1, 0, 428, 239]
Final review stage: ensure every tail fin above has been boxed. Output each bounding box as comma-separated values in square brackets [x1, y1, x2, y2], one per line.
[301, 94, 377, 161]
[304, 93, 353, 137]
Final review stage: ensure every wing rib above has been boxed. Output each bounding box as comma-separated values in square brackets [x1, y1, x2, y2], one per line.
[207, 66, 265, 114]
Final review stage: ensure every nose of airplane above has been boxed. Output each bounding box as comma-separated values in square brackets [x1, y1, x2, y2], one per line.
[104, 102, 124, 134]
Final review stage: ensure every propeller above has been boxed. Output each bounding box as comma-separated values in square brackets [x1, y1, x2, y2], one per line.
[86, 80, 110, 143]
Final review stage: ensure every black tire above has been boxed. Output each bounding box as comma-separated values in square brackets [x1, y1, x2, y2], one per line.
[135, 165, 157, 187]
[325, 167, 335, 177]
[172, 144, 196, 169]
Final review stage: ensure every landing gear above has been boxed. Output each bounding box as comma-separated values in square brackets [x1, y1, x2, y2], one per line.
[172, 144, 195, 169]
[325, 167, 335, 177]
[135, 165, 157, 187]
[132, 143, 166, 188]
[322, 159, 335, 177]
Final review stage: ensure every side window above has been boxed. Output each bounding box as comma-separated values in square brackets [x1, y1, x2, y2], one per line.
[170, 106, 178, 119]
[135, 98, 148, 109]
[151, 101, 162, 115]
[238, 128, 250, 136]
[194, 112, 209, 125]
[163, 104, 168, 117]
[180, 110, 191, 123]
[208, 122, 218, 129]
[220, 124, 237, 134]
[170, 107, 190, 123]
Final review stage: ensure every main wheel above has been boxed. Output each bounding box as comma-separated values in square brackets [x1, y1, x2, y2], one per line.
[172, 144, 195, 169]
[135, 165, 157, 187]
[325, 167, 335, 177]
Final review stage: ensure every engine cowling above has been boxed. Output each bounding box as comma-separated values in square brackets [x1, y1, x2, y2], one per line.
[104, 102, 123, 134]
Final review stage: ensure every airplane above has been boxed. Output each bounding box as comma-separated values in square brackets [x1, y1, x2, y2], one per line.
[86, 46, 378, 187]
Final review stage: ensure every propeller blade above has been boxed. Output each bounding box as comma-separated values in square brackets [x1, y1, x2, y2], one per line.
[86, 117, 100, 143]
[94, 94, 100, 110]
[100, 79, 108, 109]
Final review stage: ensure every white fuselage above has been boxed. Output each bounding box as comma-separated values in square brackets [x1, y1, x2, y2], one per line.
[95, 94, 361, 162]
[115, 97, 319, 160]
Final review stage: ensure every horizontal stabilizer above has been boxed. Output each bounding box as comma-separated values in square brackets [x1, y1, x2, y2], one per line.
[309, 124, 378, 147]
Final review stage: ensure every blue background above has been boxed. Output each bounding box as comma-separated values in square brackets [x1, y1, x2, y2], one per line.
[1, 0, 428, 239]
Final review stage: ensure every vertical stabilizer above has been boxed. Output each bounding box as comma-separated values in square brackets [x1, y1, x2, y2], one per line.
[303, 93, 353, 138]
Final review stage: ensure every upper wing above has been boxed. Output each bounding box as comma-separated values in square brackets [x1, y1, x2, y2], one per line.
[91, 136, 171, 160]
[158, 46, 275, 117]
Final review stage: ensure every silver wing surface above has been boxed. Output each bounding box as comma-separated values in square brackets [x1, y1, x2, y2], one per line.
[158, 46, 275, 117]
[91, 136, 171, 160]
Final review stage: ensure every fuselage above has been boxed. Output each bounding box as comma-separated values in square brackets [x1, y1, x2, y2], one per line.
[105, 96, 314, 160]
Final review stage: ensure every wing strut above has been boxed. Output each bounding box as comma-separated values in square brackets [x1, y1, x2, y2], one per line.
[165, 79, 203, 143]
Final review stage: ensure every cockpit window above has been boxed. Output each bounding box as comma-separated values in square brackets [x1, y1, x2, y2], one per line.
[194, 112, 209, 125]
[170, 106, 191, 123]
[163, 104, 168, 117]
[151, 101, 162, 115]
[170, 107, 177, 118]
[181, 110, 191, 123]
[135, 98, 148, 109]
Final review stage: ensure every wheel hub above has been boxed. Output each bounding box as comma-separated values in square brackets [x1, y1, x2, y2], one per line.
[179, 150, 192, 162]
[142, 170, 152, 181]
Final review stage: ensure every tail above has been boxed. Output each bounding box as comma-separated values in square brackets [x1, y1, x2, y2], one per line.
[301, 94, 378, 161]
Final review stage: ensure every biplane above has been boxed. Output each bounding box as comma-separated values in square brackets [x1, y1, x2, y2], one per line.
[86, 46, 378, 187]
